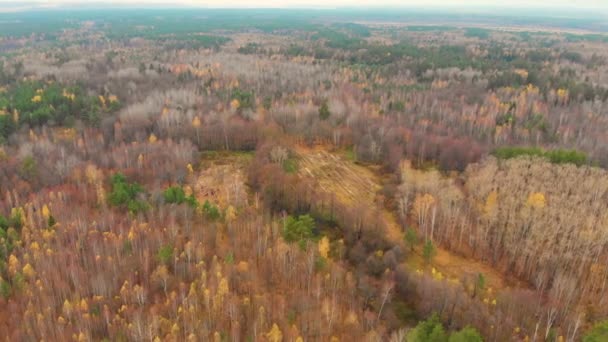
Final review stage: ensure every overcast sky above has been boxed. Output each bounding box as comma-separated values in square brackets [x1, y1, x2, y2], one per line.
[0, 0, 608, 13]
[1, 0, 606, 9]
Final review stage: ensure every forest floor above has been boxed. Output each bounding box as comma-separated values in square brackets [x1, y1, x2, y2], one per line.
[191, 151, 253, 209]
[295, 145, 520, 295]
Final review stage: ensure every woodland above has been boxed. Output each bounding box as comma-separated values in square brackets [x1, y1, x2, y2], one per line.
[0, 8, 608, 342]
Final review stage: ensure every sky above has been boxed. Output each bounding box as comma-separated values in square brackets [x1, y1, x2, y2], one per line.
[1, 0, 606, 10]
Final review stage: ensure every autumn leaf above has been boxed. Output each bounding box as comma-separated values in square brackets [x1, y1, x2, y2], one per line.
[318, 236, 330, 258]
[266, 323, 283, 342]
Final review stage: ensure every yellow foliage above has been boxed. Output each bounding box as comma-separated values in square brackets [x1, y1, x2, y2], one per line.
[85, 164, 101, 184]
[526, 192, 546, 209]
[62, 89, 76, 101]
[192, 116, 201, 127]
[11, 207, 24, 226]
[484, 190, 498, 215]
[148, 133, 157, 143]
[266, 323, 283, 342]
[42, 204, 50, 219]
[128, 228, 136, 241]
[187, 163, 194, 174]
[8, 254, 20, 276]
[514, 69, 529, 79]
[432, 269, 443, 280]
[345, 311, 358, 325]
[108, 95, 118, 103]
[80, 298, 88, 312]
[42, 229, 55, 241]
[23, 263, 36, 279]
[98, 95, 106, 107]
[225, 205, 237, 222]
[296, 337, 304, 342]
[318, 236, 330, 259]
[218, 278, 229, 297]
[31, 95, 42, 103]
[412, 193, 436, 218]
[63, 300, 73, 316]
[230, 98, 240, 111]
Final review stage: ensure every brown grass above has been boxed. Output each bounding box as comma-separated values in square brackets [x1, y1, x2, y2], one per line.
[296, 145, 519, 293]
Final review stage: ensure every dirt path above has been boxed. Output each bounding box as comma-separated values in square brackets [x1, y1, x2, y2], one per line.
[296, 146, 519, 294]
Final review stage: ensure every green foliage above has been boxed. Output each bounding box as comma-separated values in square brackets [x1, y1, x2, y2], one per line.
[108, 173, 147, 213]
[584, 321, 608, 342]
[0, 81, 116, 141]
[319, 100, 331, 120]
[157, 245, 173, 265]
[448, 327, 483, 342]
[464, 28, 490, 39]
[283, 214, 315, 247]
[0, 215, 8, 231]
[282, 158, 298, 174]
[9, 211, 23, 231]
[163, 186, 198, 207]
[122, 240, 133, 256]
[423, 240, 436, 264]
[232, 88, 255, 111]
[224, 252, 234, 264]
[19, 156, 38, 182]
[476, 273, 486, 292]
[408, 314, 483, 342]
[405, 228, 418, 251]
[493, 147, 588, 166]
[407, 313, 447, 342]
[47, 215, 56, 228]
[162, 34, 230, 50]
[238, 43, 264, 55]
[313, 29, 365, 49]
[202, 200, 221, 220]
[315, 256, 327, 272]
[546, 149, 588, 166]
[0, 280, 11, 299]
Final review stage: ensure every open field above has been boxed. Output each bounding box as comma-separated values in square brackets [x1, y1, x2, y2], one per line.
[296, 146, 521, 293]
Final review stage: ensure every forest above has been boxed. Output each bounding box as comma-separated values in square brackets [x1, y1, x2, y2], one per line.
[1, 7, 608, 342]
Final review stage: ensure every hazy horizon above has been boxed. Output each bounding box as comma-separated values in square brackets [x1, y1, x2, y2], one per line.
[1, 0, 607, 12]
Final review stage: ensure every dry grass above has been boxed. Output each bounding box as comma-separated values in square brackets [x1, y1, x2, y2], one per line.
[191, 151, 252, 208]
[296, 146, 380, 206]
[296, 145, 519, 292]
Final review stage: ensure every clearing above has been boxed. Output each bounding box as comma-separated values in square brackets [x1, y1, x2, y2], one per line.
[295, 145, 523, 294]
